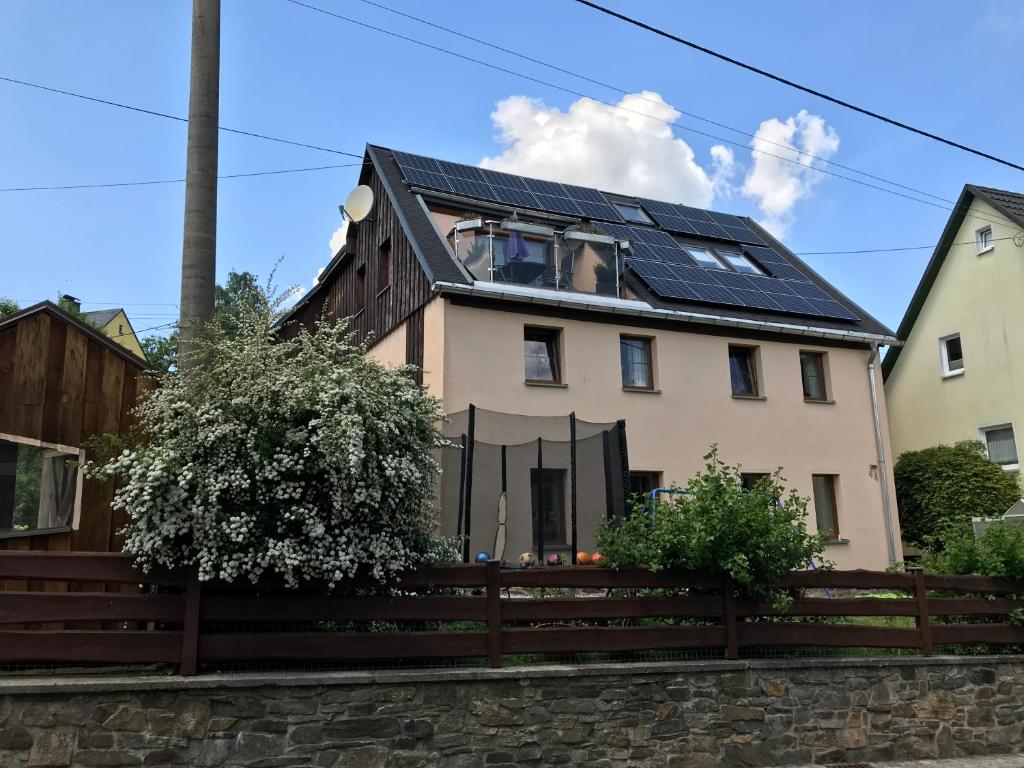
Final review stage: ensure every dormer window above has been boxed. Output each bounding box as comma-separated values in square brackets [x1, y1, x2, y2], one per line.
[611, 201, 652, 225]
[976, 226, 994, 254]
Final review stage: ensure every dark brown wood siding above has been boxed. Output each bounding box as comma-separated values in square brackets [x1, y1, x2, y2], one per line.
[283, 164, 433, 359]
[0, 309, 148, 557]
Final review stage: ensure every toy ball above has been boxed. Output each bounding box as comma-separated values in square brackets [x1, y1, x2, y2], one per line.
[475, 552, 491, 563]
[590, 552, 604, 566]
[576, 552, 592, 566]
[519, 552, 537, 568]
[547, 553, 562, 567]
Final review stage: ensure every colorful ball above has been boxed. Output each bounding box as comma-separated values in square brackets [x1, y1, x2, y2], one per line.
[576, 551, 592, 566]
[475, 552, 491, 563]
[590, 552, 604, 566]
[519, 552, 537, 568]
[547, 553, 561, 567]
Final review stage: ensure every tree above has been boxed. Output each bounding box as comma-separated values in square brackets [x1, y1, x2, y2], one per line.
[141, 333, 179, 373]
[0, 298, 19, 317]
[894, 441, 1021, 548]
[85, 285, 446, 587]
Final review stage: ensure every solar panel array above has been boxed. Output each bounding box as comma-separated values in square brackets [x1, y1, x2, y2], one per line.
[596, 223, 859, 321]
[391, 149, 859, 323]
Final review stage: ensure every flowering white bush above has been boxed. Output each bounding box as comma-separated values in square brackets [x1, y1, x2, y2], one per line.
[86, 295, 446, 588]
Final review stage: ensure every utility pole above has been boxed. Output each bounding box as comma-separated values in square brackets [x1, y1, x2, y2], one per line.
[177, 0, 220, 368]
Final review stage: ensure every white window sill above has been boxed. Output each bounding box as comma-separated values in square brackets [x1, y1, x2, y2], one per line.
[1000, 464, 1020, 473]
[824, 538, 850, 546]
[941, 369, 965, 380]
[732, 393, 766, 401]
[977, 246, 995, 255]
[525, 380, 567, 389]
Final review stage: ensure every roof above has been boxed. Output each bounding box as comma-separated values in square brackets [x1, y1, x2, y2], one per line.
[0, 301, 150, 369]
[80, 308, 122, 328]
[881, 184, 1024, 379]
[369, 145, 894, 343]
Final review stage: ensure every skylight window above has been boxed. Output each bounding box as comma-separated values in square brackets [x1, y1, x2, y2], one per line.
[612, 202, 652, 225]
[685, 246, 729, 270]
[717, 249, 764, 275]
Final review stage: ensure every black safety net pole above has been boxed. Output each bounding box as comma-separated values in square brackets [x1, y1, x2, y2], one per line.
[570, 412, 578, 563]
[456, 434, 466, 546]
[602, 429, 614, 521]
[463, 404, 476, 563]
[536, 436, 544, 564]
[617, 419, 630, 514]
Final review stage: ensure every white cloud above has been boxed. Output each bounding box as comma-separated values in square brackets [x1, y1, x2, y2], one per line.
[741, 109, 839, 237]
[480, 92, 728, 207]
[329, 220, 348, 257]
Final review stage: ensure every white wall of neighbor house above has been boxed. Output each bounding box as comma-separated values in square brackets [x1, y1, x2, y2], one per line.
[428, 297, 901, 570]
[885, 197, 1024, 469]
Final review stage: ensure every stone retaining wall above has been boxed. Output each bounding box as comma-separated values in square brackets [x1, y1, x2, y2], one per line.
[1, 656, 1023, 767]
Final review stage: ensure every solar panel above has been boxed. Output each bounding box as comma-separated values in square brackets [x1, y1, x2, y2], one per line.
[489, 185, 540, 209]
[573, 201, 622, 221]
[760, 262, 807, 281]
[744, 245, 789, 265]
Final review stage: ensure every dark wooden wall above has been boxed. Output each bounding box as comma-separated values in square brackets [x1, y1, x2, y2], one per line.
[0, 307, 148, 562]
[284, 163, 433, 365]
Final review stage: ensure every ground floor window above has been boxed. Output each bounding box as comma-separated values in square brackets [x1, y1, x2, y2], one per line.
[0, 437, 78, 534]
[629, 470, 662, 499]
[741, 472, 770, 491]
[531, 468, 566, 545]
[981, 424, 1019, 469]
[811, 474, 840, 540]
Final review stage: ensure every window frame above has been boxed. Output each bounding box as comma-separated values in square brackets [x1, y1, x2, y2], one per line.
[629, 471, 663, 499]
[740, 472, 770, 491]
[799, 350, 830, 402]
[716, 248, 764, 275]
[0, 432, 83, 539]
[378, 237, 393, 294]
[979, 423, 1019, 471]
[355, 264, 367, 313]
[523, 326, 563, 385]
[939, 333, 965, 378]
[728, 344, 761, 398]
[619, 335, 656, 391]
[530, 467, 567, 546]
[811, 474, 841, 541]
[610, 201, 653, 225]
[976, 225, 995, 255]
[685, 246, 731, 270]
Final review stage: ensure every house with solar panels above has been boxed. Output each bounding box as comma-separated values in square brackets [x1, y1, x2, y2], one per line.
[283, 145, 903, 570]
[884, 185, 1024, 472]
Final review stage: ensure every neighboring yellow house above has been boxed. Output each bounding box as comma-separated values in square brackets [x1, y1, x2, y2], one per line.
[883, 185, 1024, 472]
[79, 307, 146, 360]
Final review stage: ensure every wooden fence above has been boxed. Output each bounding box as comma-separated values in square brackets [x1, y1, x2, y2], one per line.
[1, 552, 1024, 675]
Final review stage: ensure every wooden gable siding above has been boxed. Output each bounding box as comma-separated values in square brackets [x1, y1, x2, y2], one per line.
[0, 310, 148, 556]
[284, 165, 433, 364]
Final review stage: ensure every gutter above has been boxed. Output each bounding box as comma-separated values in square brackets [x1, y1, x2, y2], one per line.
[867, 342, 898, 565]
[433, 281, 902, 346]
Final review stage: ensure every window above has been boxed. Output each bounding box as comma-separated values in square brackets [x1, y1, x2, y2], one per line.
[976, 226, 995, 254]
[611, 202, 652, 225]
[812, 474, 840, 539]
[686, 246, 729, 270]
[729, 345, 759, 397]
[378, 238, 392, 290]
[982, 425, 1019, 469]
[531, 468, 566, 545]
[0, 438, 78, 535]
[524, 327, 561, 383]
[492, 234, 553, 286]
[940, 334, 964, 377]
[355, 265, 366, 311]
[718, 249, 764, 275]
[620, 336, 654, 389]
[629, 471, 662, 498]
[741, 472, 769, 491]
[800, 351, 829, 401]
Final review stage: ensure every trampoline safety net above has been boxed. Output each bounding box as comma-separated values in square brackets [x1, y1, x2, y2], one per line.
[440, 406, 629, 564]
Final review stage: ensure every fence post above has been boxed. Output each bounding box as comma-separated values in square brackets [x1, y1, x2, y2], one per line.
[722, 573, 738, 660]
[912, 568, 933, 656]
[180, 570, 202, 676]
[486, 560, 502, 668]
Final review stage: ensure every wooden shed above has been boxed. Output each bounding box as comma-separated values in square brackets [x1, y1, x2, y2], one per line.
[0, 301, 150, 558]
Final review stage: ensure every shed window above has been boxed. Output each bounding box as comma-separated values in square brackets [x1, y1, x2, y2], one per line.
[0, 438, 78, 535]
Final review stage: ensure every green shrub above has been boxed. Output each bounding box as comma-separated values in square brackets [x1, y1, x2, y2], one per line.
[921, 522, 1024, 580]
[595, 446, 828, 602]
[894, 441, 1020, 547]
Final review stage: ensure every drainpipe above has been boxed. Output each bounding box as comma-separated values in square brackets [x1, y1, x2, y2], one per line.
[867, 342, 898, 565]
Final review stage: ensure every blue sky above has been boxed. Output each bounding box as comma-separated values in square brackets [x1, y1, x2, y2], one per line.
[3, 0, 1023, 337]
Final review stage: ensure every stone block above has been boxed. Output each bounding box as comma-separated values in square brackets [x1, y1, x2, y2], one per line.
[27, 731, 74, 767]
[0, 727, 33, 751]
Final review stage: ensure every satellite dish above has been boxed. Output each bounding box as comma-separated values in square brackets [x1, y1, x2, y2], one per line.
[342, 185, 374, 223]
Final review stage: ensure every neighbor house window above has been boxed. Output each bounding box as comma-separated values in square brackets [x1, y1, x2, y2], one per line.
[729, 345, 759, 396]
[981, 425, 1019, 469]
[812, 474, 840, 540]
[686, 246, 729, 270]
[0, 438, 78, 535]
[531, 468, 566, 545]
[939, 334, 964, 377]
[629, 471, 662, 499]
[524, 327, 561, 383]
[378, 238, 392, 290]
[800, 351, 829, 401]
[717, 249, 764, 275]
[620, 336, 654, 390]
[356, 265, 367, 311]
[976, 226, 994, 254]
[741, 472, 769, 491]
[612, 201, 652, 225]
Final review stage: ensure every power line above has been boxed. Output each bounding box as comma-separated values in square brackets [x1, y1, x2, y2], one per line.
[796, 233, 1022, 256]
[0, 161, 365, 193]
[571, 0, 1024, 174]
[0, 75, 363, 159]
[285, 0, 1019, 233]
